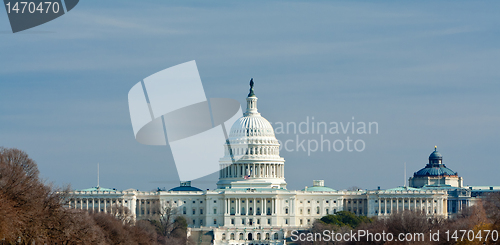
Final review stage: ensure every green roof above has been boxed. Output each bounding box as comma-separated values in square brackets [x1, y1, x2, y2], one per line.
[302, 186, 336, 192]
[384, 186, 420, 191]
[79, 186, 116, 192]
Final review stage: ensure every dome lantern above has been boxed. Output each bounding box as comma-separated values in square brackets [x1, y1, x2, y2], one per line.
[244, 78, 259, 116]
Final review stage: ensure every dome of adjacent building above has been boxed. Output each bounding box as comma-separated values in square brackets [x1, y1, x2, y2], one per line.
[168, 181, 202, 192]
[415, 166, 456, 176]
[413, 146, 457, 177]
[302, 180, 336, 192]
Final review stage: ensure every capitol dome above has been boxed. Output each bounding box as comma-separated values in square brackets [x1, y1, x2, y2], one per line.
[216, 79, 286, 189]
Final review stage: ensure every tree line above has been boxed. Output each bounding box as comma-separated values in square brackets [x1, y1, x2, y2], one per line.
[0, 147, 192, 244]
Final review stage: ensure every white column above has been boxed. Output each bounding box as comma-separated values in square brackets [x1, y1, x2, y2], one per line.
[264, 198, 267, 215]
[378, 198, 381, 215]
[236, 198, 240, 215]
[384, 198, 387, 215]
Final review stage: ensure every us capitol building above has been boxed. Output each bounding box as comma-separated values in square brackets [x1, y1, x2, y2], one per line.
[67, 82, 499, 245]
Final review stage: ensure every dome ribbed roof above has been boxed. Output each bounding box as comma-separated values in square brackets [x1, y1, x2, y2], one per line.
[415, 166, 456, 176]
[168, 186, 202, 192]
[229, 116, 275, 138]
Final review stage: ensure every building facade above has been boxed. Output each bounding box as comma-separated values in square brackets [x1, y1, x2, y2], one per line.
[68, 84, 494, 245]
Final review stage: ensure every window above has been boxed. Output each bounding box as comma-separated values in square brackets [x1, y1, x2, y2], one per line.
[230, 233, 235, 240]
[300, 219, 303, 225]
[307, 219, 310, 224]
[274, 233, 279, 240]
[231, 218, 234, 225]
[183, 207, 186, 214]
[200, 209, 203, 215]
[192, 209, 196, 215]
[214, 208, 217, 214]
[222, 233, 226, 240]
[214, 200, 217, 203]
[257, 233, 261, 240]
[326, 200, 329, 203]
[193, 201, 195, 203]
[285, 219, 288, 224]
[192, 219, 195, 225]
[285, 208, 288, 214]
[300, 209, 303, 214]
[213, 219, 217, 225]
[183, 201, 186, 203]
[316, 207, 320, 214]
[267, 219, 271, 225]
[200, 219, 203, 225]
[326, 208, 329, 214]
[257, 219, 260, 224]
[242, 219, 245, 224]
[307, 209, 311, 214]
[307, 200, 310, 204]
[200, 201, 203, 204]
[334, 200, 336, 203]
[239, 233, 244, 240]
[266, 233, 270, 240]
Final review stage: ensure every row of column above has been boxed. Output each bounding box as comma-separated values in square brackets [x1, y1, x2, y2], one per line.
[68, 198, 131, 213]
[376, 197, 444, 215]
[226, 146, 279, 156]
[224, 198, 277, 216]
[220, 163, 284, 179]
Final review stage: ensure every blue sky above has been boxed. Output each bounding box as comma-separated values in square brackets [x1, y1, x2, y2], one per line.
[1, 1, 499, 191]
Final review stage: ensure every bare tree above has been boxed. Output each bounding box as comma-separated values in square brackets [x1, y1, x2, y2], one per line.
[0, 147, 163, 244]
[148, 202, 190, 244]
[107, 204, 133, 223]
